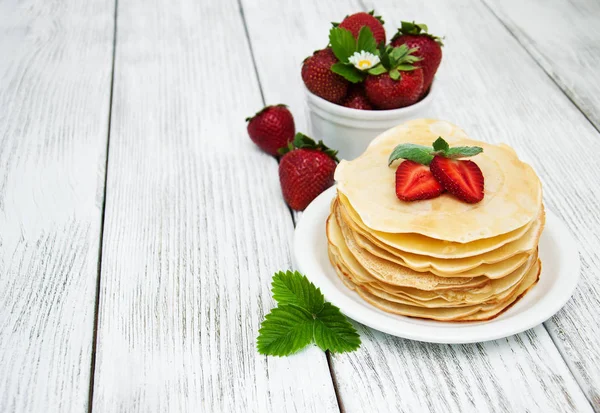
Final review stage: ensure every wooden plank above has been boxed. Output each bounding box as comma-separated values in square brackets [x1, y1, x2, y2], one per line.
[0, 0, 114, 411]
[90, 0, 339, 411]
[332, 325, 591, 412]
[482, 0, 600, 132]
[243, 0, 598, 410]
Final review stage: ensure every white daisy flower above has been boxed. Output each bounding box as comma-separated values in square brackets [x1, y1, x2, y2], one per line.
[348, 51, 380, 71]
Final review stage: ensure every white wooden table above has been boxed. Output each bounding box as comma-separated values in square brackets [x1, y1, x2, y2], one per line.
[1, 0, 599, 411]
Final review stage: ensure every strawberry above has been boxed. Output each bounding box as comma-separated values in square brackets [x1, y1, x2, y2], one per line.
[363, 44, 424, 109]
[430, 156, 484, 203]
[337, 11, 386, 45]
[342, 84, 373, 110]
[395, 160, 443, 202]
[302, 48, 349, 104]
[246, 105, 295, 156]
[278, 133, 338, 211]
[365, 69, 423, 110]
[391, 21, 443, 92]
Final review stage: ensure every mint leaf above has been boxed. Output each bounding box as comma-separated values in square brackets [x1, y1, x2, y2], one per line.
[432, 137, 449, 153]
[445, 146, 483, 158]
[331, 62, 365, 83]
[257, 305, 315, 356]
[272, 270, 324, 314]
[329, 27, 356, 63]
[356, 26, 377, 54]
[313, 303, 361, 353]
[388, 143, 434, 165]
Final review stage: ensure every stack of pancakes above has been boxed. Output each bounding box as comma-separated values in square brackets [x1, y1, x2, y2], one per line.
[327, 119, 544, 322]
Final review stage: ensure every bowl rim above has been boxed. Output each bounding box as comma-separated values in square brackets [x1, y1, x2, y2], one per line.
[303, 78, 436, 121]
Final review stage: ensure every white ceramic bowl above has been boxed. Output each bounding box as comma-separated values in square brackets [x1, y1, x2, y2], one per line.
[304, 80, 436, 160]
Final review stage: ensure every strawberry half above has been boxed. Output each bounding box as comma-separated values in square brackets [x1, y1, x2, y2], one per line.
[430, 156, 484, 203]
[395, 160, 443, 202]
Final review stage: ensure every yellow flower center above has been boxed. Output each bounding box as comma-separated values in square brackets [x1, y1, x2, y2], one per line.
[358, 59, 372, 69]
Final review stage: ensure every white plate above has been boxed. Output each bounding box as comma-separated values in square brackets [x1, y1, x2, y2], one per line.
[293, 187, 580, 344]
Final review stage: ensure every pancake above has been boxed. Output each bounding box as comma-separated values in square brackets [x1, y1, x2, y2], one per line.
[338, 193, 544, 260]
[351, 260, 540, 321]
[335, 119, 543, 242]
[338, 199, 545, 276]
[332, 250, 535, 309]
[329, 222, 537, 306]
[327, 212, 491, 291]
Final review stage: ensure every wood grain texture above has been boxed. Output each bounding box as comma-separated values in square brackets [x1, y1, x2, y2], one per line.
[244, 0, 600, 410]
[332, 325, 591, 412]
[482, 0, 600, 132]
[90, 0, 339, 411]
[366, 0, 600, 410]
[0, 0, 114, 411]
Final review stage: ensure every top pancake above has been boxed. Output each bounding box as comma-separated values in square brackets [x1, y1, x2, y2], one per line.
[335, 119, 543, 242]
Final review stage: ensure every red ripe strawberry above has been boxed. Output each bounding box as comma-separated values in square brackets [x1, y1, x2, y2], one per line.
[246, 105, 295, 156]
[391, 21, 443, 92]
[364, 68, 424, 109]
[337, 11, 386, 45]
[279, 134, 338, 211]
[342, 85, 373, 110]
[395, 160, 443, 202]
[302, 48, 349, 104]
[430, 156, 484, 203]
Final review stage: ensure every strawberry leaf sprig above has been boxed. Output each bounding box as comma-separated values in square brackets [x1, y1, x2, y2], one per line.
[279, 132, 339, 162]
[329, 25, 422, 83]
[388, 137, 483, 166]
[257, 271, 361, 356]
[371, 43, 422, 80]
[329, 26, 380, 83]
[393, 20, 444, 46]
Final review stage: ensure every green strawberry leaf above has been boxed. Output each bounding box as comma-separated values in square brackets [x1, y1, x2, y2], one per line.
[395, 64, 417, 71]
[272, 270, 324, 314]
[280, 133, 340, 162]
[378, 42, 391, 70]
[395, 21, 445, 47]
[356, 26, 377, 54]
[257, 305, 315, 357]
[257, 271, 361, 357]
[329, 27, 357, 63]
[388, 143, 434, 165]
[390, 44, 409, 62]
[445, 146, 483, 158]
[432, 137, 450, 153]
[313, 303, 361, 353]
[389, 68, 401, 81]
[331, 62, 366, 83]
[367, 65, 387, 75]
[367, 9, 385, 25]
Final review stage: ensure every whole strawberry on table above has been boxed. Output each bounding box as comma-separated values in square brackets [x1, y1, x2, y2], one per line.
[245, 103, 338, 211]
[278, 133, 339, 211]
[302, 11, 444, 110]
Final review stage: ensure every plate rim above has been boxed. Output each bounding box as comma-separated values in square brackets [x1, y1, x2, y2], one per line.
[293, 186, 580, 344]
